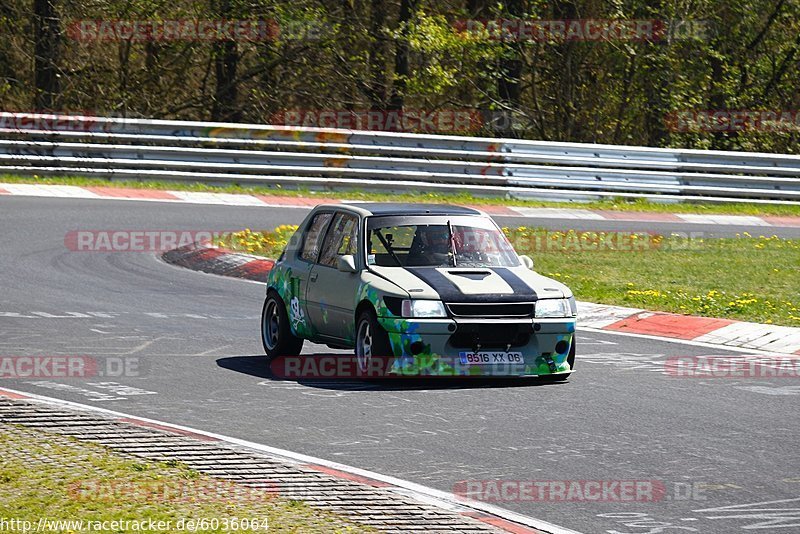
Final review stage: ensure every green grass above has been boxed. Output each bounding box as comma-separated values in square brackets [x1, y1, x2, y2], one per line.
[214, 226, 298, 259]
[3, 174, 800, 217]
[0, 424, 368, 533]
[517, 229, 800, 326]
[227, 225, 800, 326]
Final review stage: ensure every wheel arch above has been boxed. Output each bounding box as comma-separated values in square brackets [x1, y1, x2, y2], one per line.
[355, 299, 376, 321]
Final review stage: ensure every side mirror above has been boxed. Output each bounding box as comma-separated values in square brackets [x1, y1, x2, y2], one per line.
[337, 255, 358, 273]
[519, 255, 534, 270]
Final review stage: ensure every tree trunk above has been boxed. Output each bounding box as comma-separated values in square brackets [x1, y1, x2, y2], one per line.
[496, 0, 525, 136]
[388, 0, 415, 110]
[211, 0, 240, 121]
[33, 0, 61, 111]
[366, 0, 389, 108]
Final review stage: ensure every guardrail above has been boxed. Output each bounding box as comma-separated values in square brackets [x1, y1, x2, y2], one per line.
[1, 112, 799, 204]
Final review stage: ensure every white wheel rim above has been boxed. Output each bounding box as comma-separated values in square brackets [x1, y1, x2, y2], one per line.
[356, 319, 372, 372]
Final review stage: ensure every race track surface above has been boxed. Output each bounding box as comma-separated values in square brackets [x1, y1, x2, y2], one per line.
[1, 196, 798, 533]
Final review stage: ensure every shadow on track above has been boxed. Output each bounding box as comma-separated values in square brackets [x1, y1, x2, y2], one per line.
[216, 354, 569, 391]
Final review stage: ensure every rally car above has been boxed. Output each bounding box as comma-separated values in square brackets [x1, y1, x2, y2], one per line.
[261, 203, 577, 378]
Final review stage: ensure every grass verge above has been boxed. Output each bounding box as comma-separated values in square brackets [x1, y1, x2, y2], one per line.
[0, 423, 367, 533]
[3, 174, 800, 217]
[217, 226, 800, 326]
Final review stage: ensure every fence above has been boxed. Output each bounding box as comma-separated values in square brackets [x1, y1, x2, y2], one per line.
[1, 112, 798, 204]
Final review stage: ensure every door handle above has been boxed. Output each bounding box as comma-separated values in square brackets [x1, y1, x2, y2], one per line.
[310, 273, 318, 282]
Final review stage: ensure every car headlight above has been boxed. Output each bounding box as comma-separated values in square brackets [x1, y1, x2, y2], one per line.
[535, 298, 573, 318]
[401, 300, 447, 318]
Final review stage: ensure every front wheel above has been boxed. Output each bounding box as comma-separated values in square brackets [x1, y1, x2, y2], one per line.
[355, 310, 392, 374]
[261, 292, 304, 361]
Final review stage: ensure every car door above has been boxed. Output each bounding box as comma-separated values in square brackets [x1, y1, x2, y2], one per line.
[288, 211, 334, 338]
[306, 211, 361, 341]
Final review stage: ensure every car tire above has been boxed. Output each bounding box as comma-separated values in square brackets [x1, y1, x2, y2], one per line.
[355, 309, 393, 374]
[261, 292, 304, 361]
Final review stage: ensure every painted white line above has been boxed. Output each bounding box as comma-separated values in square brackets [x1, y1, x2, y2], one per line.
[512, 208, 606, 220]
[0, 385, 581, 534]
[580, 327, 800, 358]
[169, 191, 268, 206]
[1, 183, 102, 198]
[676, 214, 771, 226]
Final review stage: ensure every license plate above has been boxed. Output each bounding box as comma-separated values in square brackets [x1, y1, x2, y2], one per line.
[459, 351, 523, 365]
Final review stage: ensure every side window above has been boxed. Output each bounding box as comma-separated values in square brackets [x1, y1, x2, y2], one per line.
[318, 213, 359, 267]
[300, 212, 333, 262]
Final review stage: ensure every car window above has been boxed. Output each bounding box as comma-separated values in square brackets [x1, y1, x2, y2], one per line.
[300, 212, 333, 262]
[367, 220, 519, 268]
[318, 212, 358, 267]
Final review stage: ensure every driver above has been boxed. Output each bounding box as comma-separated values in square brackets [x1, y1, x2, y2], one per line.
[407, 226, 452, 266]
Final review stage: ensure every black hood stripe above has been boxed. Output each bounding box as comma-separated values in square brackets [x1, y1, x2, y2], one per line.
[405, 268, 463, 302]
[493, 268, 538, 300]
[405, 267, 538, 303]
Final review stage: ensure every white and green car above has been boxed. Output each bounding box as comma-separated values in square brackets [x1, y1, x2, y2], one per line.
[262, 203, 577, 378]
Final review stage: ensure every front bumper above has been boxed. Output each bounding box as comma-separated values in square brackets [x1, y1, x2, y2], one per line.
[377, 315, 576, 377]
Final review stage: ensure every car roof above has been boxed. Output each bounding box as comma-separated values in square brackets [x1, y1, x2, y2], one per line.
[342, 203, 484, 217]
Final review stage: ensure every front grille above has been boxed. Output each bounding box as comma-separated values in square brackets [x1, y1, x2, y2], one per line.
[449, 323, 532, 349]
[446, 302, 534, 318]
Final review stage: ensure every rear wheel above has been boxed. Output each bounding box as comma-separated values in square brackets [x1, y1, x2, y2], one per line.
[355, 310, 392, 374]
[261, 292, 304, 361]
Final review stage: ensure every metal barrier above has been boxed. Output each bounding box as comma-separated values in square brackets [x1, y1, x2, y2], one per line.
[1, 112, 799, 204]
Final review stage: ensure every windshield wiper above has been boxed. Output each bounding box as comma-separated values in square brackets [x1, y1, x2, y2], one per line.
[447, 220, 457, 267]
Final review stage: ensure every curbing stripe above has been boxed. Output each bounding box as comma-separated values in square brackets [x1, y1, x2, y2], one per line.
[592, 210, 684, 222]
[605, 312, 735, 340]
[303, 464, 392, 488]
[0, 386, 576, 534]
[463, 512, 545, 534]
[2, 182, 800, 228]
[117, 417, 222, 442]
[763, 216, 800, 228]
[83, 186, 181, 200]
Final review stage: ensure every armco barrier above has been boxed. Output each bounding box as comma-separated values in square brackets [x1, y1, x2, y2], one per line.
[1, 112, 799, 204]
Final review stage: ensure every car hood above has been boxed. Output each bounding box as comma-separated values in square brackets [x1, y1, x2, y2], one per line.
[369, 265, 571, 303]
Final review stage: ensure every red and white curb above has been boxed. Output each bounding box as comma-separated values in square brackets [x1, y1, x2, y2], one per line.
[579, 302, 800, 356]
[0, 385, 577, 534]
[2, 182, 800, 227]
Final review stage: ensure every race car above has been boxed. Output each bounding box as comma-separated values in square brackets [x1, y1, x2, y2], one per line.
[262, 203, 577, 378]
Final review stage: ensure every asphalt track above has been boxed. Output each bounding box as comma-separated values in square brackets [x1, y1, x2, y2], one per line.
[1, 196, 799, 533]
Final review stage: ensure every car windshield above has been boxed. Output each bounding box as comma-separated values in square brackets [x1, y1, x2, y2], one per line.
[366, 217, 520, 268]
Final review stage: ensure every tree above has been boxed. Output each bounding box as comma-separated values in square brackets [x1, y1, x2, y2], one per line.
[33, 0, 61, 110]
